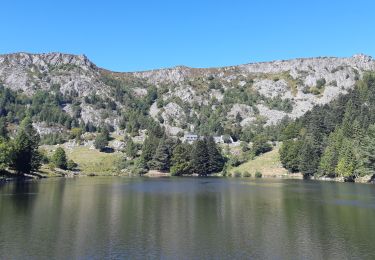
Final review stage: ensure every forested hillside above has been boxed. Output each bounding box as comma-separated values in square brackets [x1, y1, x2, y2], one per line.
[280, 73, 375, 180]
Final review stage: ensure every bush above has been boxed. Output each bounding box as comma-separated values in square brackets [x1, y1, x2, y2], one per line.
[233, 170, 242, 177]
[66, 159, 78, 171]
[255, 170, 262, 178]
[316, 78, 326, 89]
[94, 133, 109, 151]
[243, 171, 251, 177]
[51, 147, 67, 169]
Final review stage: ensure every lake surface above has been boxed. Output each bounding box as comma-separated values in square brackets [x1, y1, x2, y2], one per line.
[1, 177, 375, 259]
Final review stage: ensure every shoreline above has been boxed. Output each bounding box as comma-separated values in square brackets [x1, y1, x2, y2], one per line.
[1, 171, 374, 185]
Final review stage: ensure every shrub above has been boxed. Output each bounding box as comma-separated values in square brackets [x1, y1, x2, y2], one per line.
[51, 147, 67, 170]
[94, 133, 109, 151]
[233, 170, 242, 177]
[243, 171, 251, 177]
[66, 159, 78, 171]
[316, 78, 326, 89]
[255, 170, 262, 178]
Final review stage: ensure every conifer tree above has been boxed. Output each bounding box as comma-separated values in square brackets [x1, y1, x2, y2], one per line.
[170, 143, 192, 176]
[9, 117, 41, 174]
[335, 139, 357, 177]
[299, 135, 320, 177]
[357, 124, 375, 175]
[206, 136, 225, 174]
[148, 139, 170, 171]
[318, 128, 344, 177]
[192, 139, 209, 176]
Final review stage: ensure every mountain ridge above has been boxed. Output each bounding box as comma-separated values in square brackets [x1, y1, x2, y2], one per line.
[0, 52, 374, 136]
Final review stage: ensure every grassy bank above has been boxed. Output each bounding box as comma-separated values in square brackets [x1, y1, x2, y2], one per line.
[42, 145, 122, 175]
[229, 147, 302, 178]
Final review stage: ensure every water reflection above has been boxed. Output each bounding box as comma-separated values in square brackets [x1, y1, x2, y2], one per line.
[0, 178, 375, 259]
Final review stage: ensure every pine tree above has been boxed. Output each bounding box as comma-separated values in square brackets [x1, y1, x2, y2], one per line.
[299, 135, 320, 178]
[148, 140, 170, 171]
[357, 124, 375, 175]
[206, 136, 225, 174]
[280, 140, 301, 172]
[335, 139, 357, 177]
[0, 137, 10, 171]
[0, 117, 8, 138]
[125, 138, 138, 159]
[170, 143, 192, 176]
[318, 128, 344, 177]
[141, 135, 160, 163]
[192, 139, 209, 176]
[9, 117, 41, 174]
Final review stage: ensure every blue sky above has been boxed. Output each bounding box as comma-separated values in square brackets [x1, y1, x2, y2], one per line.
[1, 0, 374, 71]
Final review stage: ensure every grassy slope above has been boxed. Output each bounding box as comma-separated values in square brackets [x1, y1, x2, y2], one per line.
[42, 145, 122, 175]
[230, 147, 296, 177]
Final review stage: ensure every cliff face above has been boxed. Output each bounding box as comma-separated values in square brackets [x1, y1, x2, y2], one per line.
[0, 52, 374, 133]
[0, 52, 106, 96]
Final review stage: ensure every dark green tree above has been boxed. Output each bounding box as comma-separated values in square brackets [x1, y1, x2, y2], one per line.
[206, 136, 225, 174]
[279, 140, 302, 172]
[318, 128, 344, 177]
[298, 135, 320, 178]
[148, 139, 170, 171]
[252, 135, 272, 156]
[94, 133, 109, 151]
[0, 117, 8, 138]
[0, 137, 10, 171]
[125, 138, 138, 159]
[170, 143, 192, 176]
[51, 147, 67, 169]
[357, 124, 375, 175]
[141, 135, 160, 163]
[9, 117, 41, 174]
[192, 139, 209, 176]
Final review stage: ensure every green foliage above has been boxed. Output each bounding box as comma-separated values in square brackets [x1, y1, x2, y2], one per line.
[94, 133, 109, 151]
[148, 139, 171, 171]
[0, 137, 10, 171]
[318, 129, 344, 177]
[66, 159, 78, 171]
[70, 128, 83, 142]
[170, 143, 192, 176]
[206, 136, 225, 174]
[125, 138, 138, 159]
[279, 140, 302, 172]
[264, 96, 293, 112]
[191, 137, 225, 175]
[40, 133, 66, 145]
[192, 139, 209, 176]
[252, 135, 272, 156]
[141, 135, 160, 164]
[243, 171, 251, 177]
[9, 117, 41, 174]
[279, 72, 375, 179]
[335, 139, 357, 177]
[255, 170, 262, 178]
[316, 78, 326, 89]
[51, 147, 67, 169]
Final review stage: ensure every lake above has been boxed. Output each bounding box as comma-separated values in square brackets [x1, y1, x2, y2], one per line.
[1, 177, 375, 259]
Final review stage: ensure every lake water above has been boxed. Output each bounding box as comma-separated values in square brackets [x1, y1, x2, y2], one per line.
[1, 177, 375, 259]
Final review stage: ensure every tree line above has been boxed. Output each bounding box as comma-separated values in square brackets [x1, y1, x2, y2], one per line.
[132, 130, 225, 176]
